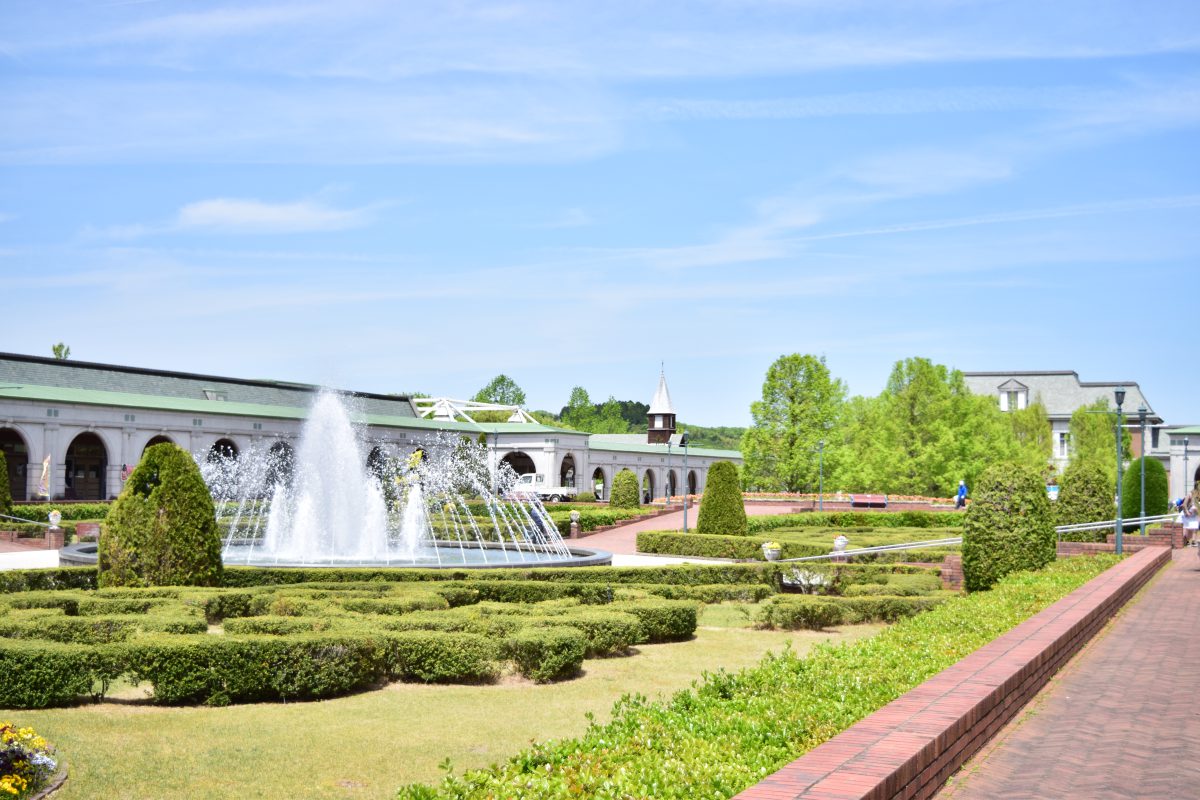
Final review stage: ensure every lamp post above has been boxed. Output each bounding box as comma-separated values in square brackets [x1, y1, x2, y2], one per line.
[1138, 405, 1147, 535]
[681, 432, 690, 532]
[1185, 436, 1191, 504]
[1114, 387, 1126, 555]
[818, 440, 825, 512]
[666, 440, 673, 503]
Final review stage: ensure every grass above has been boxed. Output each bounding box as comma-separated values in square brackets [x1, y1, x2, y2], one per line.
[3, 605, 883, 800]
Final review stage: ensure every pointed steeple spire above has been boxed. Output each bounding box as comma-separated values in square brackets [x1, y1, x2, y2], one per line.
[647, 367, 676, 443]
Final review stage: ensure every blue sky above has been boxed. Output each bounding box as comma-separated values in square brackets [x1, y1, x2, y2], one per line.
[1, 1, 1197, 427]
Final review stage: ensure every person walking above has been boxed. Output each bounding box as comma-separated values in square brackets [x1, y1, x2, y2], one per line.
[955, 480, 968, 510]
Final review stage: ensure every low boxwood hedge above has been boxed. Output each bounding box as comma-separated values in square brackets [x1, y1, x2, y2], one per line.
[503, 626, 587, 682]
[637, 531, 828, 561]
[757, 594, 949, 630]
[746, 510, 963, 534]
[397, 554, 1119, 800]
[7, 502, 112, 522]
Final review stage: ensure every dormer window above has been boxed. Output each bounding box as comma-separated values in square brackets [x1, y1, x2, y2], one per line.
[203, 390, 228, 401]
[997, 380, 1028, 412]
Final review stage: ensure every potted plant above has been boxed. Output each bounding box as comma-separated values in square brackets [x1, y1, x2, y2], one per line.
[761, 541, 782, 561]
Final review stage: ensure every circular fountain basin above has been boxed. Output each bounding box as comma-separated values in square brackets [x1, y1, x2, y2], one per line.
[59, 541, 611, 569]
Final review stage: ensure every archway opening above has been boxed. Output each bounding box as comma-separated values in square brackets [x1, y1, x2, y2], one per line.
[266, 441, 295, 488]
[559, 455, 576, 489]
[207, 438, 239, 463]
[641, 471, 656, 504]
[66, 432, 108, 501]
[688, 470, 697, 495]
[0, 428, 29, 502]
[501, 451, 536, 475]
[665, 469, 678, 500]
[142, 435, 174, 456]
[591, 467, 606, 500]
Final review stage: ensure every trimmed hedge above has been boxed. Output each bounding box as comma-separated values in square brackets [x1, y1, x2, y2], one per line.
[1055, 461, 1112, 535]
[6, 502, 112, 522]
[609, 469, 641, 509]
[1121, 456, 1170, 523]
[0, 639, 120, 708]
[609, 599, 697, 643]
[503, 626, 587, 682]
[100, 443, 223, 588]
[747, 510, 963, 534]
[962, 462, 1055, 592]
[396, 555, 1119, 800]
[0, 568, 98, 593]
[386, 630, 499, 683]
[696, 461, 747, 535]
[757, 594, 948, 630]
[638, 531, 827, 561]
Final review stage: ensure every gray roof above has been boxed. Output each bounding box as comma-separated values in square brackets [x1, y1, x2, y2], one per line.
[0, 352, 417, 418]
[962, 371, 1161, 422]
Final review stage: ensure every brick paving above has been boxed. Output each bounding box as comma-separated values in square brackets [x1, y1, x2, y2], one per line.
[577, 501, 795, 555]
[939, 547, 1200, 800]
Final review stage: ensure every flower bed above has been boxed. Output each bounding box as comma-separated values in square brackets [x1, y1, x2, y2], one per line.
[0, 722, 59, 798]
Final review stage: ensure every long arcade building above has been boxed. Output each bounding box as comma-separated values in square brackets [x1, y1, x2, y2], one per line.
[0, 353, 740, 504]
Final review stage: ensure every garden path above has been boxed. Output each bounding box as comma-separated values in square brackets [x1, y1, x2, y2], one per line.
[939, 546, 1200, 800]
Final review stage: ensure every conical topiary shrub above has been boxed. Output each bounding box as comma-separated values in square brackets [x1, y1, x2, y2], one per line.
[1055, 461, 1112, 539]
[1121, 456, 1169, 524]
[609, 469, 640, 509]
[962, 462, 1055, 592]
[696, 461, 747, 536]
[99, 443, 223, 587]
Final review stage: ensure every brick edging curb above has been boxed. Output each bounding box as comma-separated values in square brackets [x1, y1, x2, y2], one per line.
[732, 546, 1171, 800]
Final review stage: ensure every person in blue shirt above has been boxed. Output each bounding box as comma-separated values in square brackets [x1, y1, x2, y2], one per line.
[955, 480, 968, 510]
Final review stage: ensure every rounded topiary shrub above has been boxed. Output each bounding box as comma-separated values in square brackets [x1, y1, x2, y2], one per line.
[609, 469, 640, 509]
[1055, 461, 1112, 538]
[961, 462, 1055, 592]
[0, 450, 11, 517]
[1120, 456, 1169, 523]
[99, 443, 222, 588]
[696, 461, 747, 536]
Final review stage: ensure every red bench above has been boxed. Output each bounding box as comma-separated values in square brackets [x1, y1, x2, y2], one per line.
[850, 494, 888, 508]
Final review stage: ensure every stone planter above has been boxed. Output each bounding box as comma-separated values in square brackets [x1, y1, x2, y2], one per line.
[761, 545, 782, 562]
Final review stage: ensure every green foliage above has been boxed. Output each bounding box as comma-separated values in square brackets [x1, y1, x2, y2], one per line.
[0, 639, 119, 708]
[51, 342, 70, 360]
[1068, 399, 1131, 486]
[608, 599, 698, 642]
[397, 555, 1117, 800]
[4, 502, 112, 522]
[0, 567, 98, 594]
[0, 450, 11, 517]
[961, 462, 1055, 592]
[99, 443, 223, 588]
[1054, 461, 1112, 536]
[1009, 399, 1053, 473]
[696, 461, 747, 535]
[740, 354, 845, 492]
[1121, 457, 1170, 521]
[830, 357, 1034, 496]
[503, 626, 586, 682]
[471, 374, 526, 407]
[573, 491, 596, 503]
[637, 531, 827, 561]
[386, 631, 499, 683]
[746, 510, 963, 534]
[609, 469, 641, 509]
[757, 594, 948, 629]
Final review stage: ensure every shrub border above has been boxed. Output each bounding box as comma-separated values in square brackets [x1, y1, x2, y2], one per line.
[732, 545, 1170, 800]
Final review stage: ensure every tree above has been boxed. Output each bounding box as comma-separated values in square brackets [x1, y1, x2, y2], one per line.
[560, 387, 598, 431]
[961, 462, 1055, 592]
[1055, 460, 1112, 536]
[1121, 457, 1170, 522]
[831, 357, 1023, 497]
[740, 354, 845, 492]
[696, 461, 748, 535]
[99, 443, 223, 587]
[0, 451, 11, 517]
[609, 469, 640, 509]
[1068, 399, 1130, 486]
[594, 396, 631, 434]
[1009, 399, 1053, 476]
[472, 375, 526, 407]
[51, 343, 70, 360]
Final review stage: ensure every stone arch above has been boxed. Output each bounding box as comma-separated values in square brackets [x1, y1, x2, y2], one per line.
[265, 441, 295, 487]
[591, 467, 607, 500]
[0, 427, 30, 502]
[207, 438, 239, 463]
[688, 469, 698, 495]
[142, 434, 175, 456]
[559, 454, 576, 488]
[65, 432, 108, 501]
[501, 451, 536, 475]
[665, 468, 678, 499]
[641, 470, 656, 503]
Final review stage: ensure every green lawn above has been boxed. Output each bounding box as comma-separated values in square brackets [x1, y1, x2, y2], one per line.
[4, 607, 883, 800]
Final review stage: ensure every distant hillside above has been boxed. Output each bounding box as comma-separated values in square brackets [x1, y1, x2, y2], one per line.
[677, 424, 745, 452]
[541, 398, 744, 451]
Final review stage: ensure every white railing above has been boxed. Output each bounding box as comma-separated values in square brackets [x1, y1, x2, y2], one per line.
[1054, 513, 1177, 541]
[777, 537, 963, 563]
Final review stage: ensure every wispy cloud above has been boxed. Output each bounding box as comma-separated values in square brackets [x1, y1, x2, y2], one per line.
[85, 196, 378, 239]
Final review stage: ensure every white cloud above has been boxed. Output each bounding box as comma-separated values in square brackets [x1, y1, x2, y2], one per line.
[175, 198, 372, 234]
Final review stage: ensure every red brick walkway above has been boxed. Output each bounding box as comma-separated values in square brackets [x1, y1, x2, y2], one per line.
[939, 547, 1200, 800]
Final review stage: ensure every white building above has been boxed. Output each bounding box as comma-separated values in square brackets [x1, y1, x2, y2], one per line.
[0, 353, 739, 504]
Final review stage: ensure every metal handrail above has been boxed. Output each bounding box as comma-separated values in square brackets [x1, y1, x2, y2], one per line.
[0, 513, 51, 528]
[1055, 513, 1178, 542]
[777, 536, 963, 563]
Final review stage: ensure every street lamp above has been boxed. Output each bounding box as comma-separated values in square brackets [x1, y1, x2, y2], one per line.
[818, 440, 825, 512]
[1185, 436, 1191, 504]
[681, 432, 690, 532]
[1138, 405, 1147, 536]
[1114, 387, 1126, 555]
[666, 440, 673, 503]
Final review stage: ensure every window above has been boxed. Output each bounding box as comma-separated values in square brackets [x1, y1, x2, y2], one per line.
[124, 414, 136, 422]
[45, 408, 59, 418]
[1006, 391, 1019, 411]
[1152, 428, 1160, 450]
[253, 422, 263, 431]
[193, 418, 203, 427]
[1058, 432, 1071, 459]
[203, 390, 228, 401]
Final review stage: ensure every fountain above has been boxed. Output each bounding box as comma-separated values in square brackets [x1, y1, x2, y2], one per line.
[202, 391, 607, 568]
